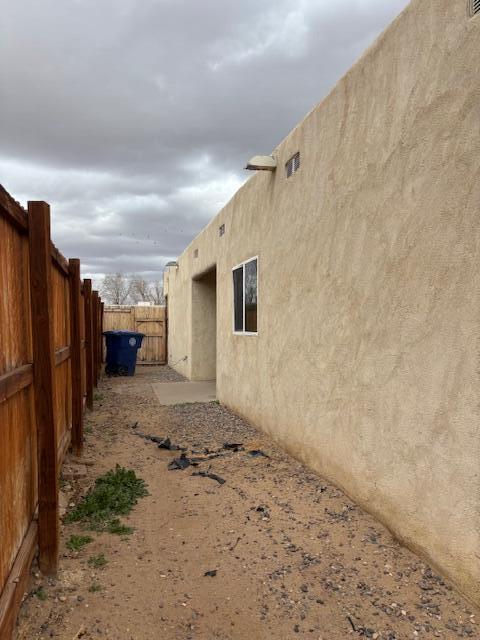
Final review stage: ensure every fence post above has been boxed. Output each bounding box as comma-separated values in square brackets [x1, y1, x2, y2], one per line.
[92, 291, 99, 387]
[96, 295, 100, 378]
[95, 294, 101, 381]
[99, 298, 105, 374]
[84, 279, 94, 410]
[100, 301, 104, 366]
[69, 259, 83, 455]
[28, 201, 59, 576]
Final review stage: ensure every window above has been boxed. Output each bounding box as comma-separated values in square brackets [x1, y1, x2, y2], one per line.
[286, 151, 300, 178]
[232, 257, 257, 334]
[219, 223, 225, 236]
[193, 248, 198, 258]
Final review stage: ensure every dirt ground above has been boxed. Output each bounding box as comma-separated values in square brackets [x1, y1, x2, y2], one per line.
[15, 366, 479, 640]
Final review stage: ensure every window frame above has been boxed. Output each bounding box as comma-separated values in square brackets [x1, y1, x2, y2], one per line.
[285, 151, 300, 178]
[232, 256, 258, 336]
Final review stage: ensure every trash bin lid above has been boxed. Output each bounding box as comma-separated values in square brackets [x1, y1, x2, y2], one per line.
[103, 330, 145, 338]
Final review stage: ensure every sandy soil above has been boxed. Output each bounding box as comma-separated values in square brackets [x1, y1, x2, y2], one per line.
[15, 366, 479, 640]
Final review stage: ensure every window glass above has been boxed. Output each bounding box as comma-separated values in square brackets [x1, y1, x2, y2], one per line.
[244, 259, 257, 333]
[233, 267, 244, 332]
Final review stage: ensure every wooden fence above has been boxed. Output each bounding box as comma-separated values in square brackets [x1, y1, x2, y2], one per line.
[103, 305, 166, 364]
[0, 185, 103, 639]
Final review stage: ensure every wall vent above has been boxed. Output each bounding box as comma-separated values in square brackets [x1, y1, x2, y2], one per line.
[472, 0, 480, 15]
[286, 152, 300, 178]
[219, 224, 225, 237]
[194, 248, 198, 258]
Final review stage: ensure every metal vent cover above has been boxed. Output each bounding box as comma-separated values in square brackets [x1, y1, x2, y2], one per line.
[472, 0, 480, 15]
[286, 152, 300, 178]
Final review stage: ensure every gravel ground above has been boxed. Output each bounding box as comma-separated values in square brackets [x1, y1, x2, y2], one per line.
[15, 366, 479, 640]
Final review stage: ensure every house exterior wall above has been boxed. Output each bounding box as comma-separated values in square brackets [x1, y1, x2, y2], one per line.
[164, 0, 480, 606]
[191, 269, 217, 380]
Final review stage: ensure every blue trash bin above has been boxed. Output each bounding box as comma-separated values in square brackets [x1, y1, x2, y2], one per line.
[103, 330, 144, 376]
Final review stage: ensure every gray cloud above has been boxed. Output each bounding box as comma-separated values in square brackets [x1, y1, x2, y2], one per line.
[0, 0, 409, 278]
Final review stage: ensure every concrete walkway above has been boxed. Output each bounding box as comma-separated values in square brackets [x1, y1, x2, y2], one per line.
[151, 380, 216, 405]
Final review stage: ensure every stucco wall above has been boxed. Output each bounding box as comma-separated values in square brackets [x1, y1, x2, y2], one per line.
[164, 0, 480, 606]
[191, 269, 217, 380]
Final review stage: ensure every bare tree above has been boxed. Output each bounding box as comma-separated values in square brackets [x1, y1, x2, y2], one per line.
[150, 279, 165, 305]
[100, 272, 131, 305]
[130, 275, 152, 304]
[100, 273, 164, 306]
[130, 275, 165, 305]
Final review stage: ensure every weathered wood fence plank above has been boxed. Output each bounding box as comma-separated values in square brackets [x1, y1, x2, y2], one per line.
[0, 185, 104, 638]
[92, 291, 99, 388]
[28, 201, 60, 576]
[0, 522, 37, 640]
[54, 346, 71, 366]
[103, 305, 166, 364]
[84, 279, 94, 410]
[69, 259, 83, 455]
[0, 365, 33, 404]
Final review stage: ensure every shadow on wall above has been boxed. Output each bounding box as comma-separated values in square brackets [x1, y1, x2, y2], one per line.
[191, 267, 216, 382]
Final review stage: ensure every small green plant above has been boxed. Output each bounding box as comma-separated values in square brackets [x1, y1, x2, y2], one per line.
[107, 519, 134, 536]
[85, 423, 93, 434]
[93, 392, 104, 402]
[34, 586, 47, 601]
[88, 553, 108, 568]
[88, 582, 102, 593]
[64, 465, 148, 534]
[66, 534, 93, 551]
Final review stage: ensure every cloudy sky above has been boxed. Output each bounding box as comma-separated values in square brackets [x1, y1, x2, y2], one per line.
[1, 0, 409, 281]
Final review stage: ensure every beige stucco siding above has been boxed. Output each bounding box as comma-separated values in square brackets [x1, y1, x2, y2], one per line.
[165, 0, 480, 606]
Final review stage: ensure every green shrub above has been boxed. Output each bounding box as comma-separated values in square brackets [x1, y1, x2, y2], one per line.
[88, 553, 108, 568]
[65, 465, 148, 533]
[107, 519, 134, 536]
[34, 586, 47, 601]
[66, 534, 93, 551]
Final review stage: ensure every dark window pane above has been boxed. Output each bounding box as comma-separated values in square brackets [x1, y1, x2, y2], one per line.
[244, 259, 257, 333]
[233, 267, 244, 332]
